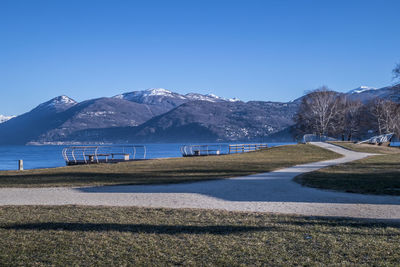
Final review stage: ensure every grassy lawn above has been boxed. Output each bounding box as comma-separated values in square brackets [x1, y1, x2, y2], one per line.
[296, 142, 400, 195]
[0, 144, 340, 187]
[328, 141, 400, 154]
[0, 206, 399, 266]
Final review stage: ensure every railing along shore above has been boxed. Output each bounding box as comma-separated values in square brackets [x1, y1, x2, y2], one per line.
[228, 144, 268, 154]
[181, 143, 268, 157]
[62, 145, 146, 165]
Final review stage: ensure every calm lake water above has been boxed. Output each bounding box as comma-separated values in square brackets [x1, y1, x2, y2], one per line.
[0, 142, 293, 171]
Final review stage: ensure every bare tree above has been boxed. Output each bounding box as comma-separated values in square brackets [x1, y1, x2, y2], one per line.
[370, 98, 399, 135]
[334, 96, 363, 141]
[343, 98, 363, 140]
[294, 86, 340, 138]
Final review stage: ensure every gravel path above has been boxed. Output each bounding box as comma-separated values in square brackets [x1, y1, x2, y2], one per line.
[1, 142, 400, 220]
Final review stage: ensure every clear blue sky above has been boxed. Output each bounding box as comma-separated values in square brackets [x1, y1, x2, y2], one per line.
[1, 0, 399, 115]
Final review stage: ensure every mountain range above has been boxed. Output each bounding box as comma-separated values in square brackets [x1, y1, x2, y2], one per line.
[346, 85, 400, 103]
[0, 86, 399, 145]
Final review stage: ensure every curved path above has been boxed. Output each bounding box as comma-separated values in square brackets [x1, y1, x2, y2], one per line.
[1, 142, 400, 220]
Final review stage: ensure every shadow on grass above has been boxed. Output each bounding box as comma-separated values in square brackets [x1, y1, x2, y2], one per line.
[2, 220, 399, 236]
[1, 223, 271, 235]
[0, 169, 258, 184]
[296, 171, 400, 196]
[2, 168, 400, 203]
[347, 162, 400, 167]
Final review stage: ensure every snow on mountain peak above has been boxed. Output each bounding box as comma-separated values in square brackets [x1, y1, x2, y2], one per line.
[205, 93, 241, 102]
[115, 88, 186, 101]
[185, 93, 241, 103]
[146, 88, 172, 96]
[205, 93, 221, 99]
[115, 88, 241, 103]
[38, 95, 77, 109]
[49, 95, 77, 106]
[56, 95, 76, 104]
[348, 86, 377, 94]
[185, 93, 222, 102]
[0, 115, 16, 123]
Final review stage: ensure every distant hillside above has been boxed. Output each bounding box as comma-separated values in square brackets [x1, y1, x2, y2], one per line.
[55, 100, 299, 143]
[114, 88, 240, 110]
[32, 97, 167, 144]
[132, 100, 298, 142]
[0, 90, 246, 144]
[0, 96, 77, 145]
[1, 85, 399, 145]
[347, 84, 400, 103]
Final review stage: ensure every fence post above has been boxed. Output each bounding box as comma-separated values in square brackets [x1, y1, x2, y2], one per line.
[18, 160, 23, 171]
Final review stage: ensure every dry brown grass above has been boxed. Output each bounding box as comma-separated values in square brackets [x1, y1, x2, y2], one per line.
[329, 141, 400, 154]
[0, 206, 399, 266]
[297, 142, 400, 195]
[0, 144, 340, 187]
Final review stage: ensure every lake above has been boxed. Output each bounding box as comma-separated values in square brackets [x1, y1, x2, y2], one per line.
[0, 142, 294, 171]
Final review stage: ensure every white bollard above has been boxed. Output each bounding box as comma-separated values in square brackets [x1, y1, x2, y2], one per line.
[18, 160, 23, 171]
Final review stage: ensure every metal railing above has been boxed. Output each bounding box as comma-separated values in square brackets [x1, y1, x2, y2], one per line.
[228, 144, 268, 154]
[62, 145, 146, 165]
[180, 145, 223, 157]
[302, 134, 336, 143]
[180, 143, 268, 157]
[358, 133, 394, 145]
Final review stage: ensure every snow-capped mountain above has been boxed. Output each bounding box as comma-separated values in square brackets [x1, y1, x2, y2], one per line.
[114, 88, 186, 102]
[36, 95, 77, 111]
[184, 93, 224, 102]
[4, 85, 399, 145]
[185, 93, 240, 102]
[348, 86, 377, 94]
[114, 88, 241, 108]
[346, 84, 400, 103]
[0, 115, 15, 124]
[114, 88, 188, 110]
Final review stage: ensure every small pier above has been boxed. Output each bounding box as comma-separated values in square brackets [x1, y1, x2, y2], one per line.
[181, 144, 268, 157]
[62, 145, 146, 165]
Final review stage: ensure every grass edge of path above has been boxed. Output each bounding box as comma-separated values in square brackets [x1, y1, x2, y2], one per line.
[0, 144, 342, 188]
[295, 142, 400, 196]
